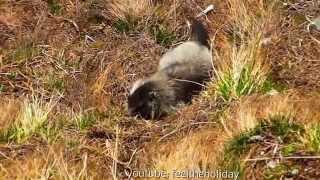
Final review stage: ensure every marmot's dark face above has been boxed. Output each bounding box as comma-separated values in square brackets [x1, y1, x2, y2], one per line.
[127, 81, 163, 119]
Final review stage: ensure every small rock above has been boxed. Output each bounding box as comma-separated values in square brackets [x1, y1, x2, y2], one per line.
[291, 169, 299, 175]
[249, 135, 264, 142]
[267, 89, 279, 96]
[308, 16, 320, 31]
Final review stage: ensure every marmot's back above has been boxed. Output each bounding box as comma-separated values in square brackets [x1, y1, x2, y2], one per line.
[158, 41, 212, 72]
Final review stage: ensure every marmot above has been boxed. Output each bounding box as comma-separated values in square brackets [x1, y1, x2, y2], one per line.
[128, 19, 212, 119]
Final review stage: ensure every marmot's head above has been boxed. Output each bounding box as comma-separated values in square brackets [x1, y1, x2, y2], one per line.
[127, 79, 174, 119]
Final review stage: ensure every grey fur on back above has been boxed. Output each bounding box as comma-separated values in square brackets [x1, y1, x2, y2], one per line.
[158, 41, 212, 75]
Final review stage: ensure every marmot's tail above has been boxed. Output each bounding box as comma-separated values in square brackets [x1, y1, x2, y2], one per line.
[190, 19, 210, 48]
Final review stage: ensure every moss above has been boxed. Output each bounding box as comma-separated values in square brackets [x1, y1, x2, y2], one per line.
[264, 164, 300, 179]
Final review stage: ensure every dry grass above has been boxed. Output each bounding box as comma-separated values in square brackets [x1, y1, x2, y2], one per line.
[150, 129, 228, 176]
[0, 98, 20, 131]
[268, 0, 320, 90]
[0, 144, 100, 179]
[213, 0, 274, 101]
[139, 90, 320, 178]
[215, 90, 319, 178]
[107, 0, 154, 20]
[224, 90, 320, 136]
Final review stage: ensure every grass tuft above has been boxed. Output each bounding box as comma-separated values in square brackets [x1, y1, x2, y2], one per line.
[266, 115, 304, 141]
[214, 0, 272, 101]
[74, 111, 97, 131]
[46, 75, 65, 93]
[47, 0, 62, 15]
[0, 84, 4, 93]
[3, 96, 57, 143]
[10, 41, 39, 63]
[301, 123, 320, 153]
[113, 15, 138, 33]
[150, 23, 176, 46]
[261, 76, 287, 94]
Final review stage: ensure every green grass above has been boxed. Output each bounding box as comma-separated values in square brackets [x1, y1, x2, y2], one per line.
[38, 118, 65, 144]
[1, 96, 56, 143]
[266, 116, 304, 141]
[216, 66, 260, 101]
[7, 72, 18, 79]
[9, 42, 39, 63]
[214, 0, 273, 102]
[222, 116, 303, 177]
[0, 84, 4, 93]
[74, 111, 97, 131]
[261, 76, 288, 93]
[149, 24, 176, 46]
[222, 121, 264, 178]
[47, 0, 62, 15]
[215, 33, 269, 101]
[113, 15, 139, 33]
[114, 19, 132, 33]
[46, 76, 65, 93]
[302, 123, 320, 153]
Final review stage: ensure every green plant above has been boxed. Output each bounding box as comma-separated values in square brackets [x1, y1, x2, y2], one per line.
[281, 144, 298, 156]
[222, 123, 264, 177]
[302, 123, 320, 153]
[215, 34, 269, 101]
[7, 72, 18, 79]
[74, 112, 97, 131]
[47, 0, 62, 15]
[261, 76, 287, 93]
[214, 0, 273, 101]
[149, 24, 175, 46]
[0, 84, 4, 93]
[222, 115, 303, 176]
[266, 116, 304, 142]
[5, 96, 57, 143]
[264, 164, 291, 179]
[47, 77, 65, 93]
[38, 120, 64, 144]
[114, 19, 131, 33]
[113, 15, 138, 33]
[10, 41, 39, 63]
